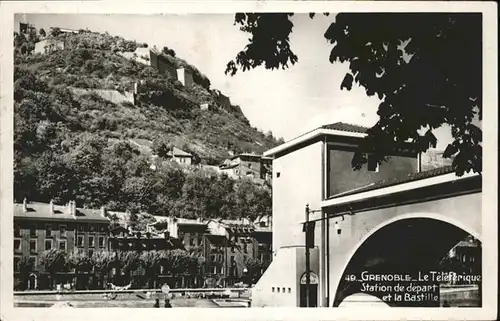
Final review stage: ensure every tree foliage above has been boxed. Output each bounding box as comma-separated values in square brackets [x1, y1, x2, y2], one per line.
[39, 249, 67, 274]
[68, 249, 93, 272]
[226, 13, 482, 175]
[13, 25, 273, 220]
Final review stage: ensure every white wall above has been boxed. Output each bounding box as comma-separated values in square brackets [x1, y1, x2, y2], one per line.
[252, 246, 319, 307]
[176, 68, 186, 86]
[326, 191, 482, 307]
[70, 88, 135, 105]
[272, 142, 323, 252]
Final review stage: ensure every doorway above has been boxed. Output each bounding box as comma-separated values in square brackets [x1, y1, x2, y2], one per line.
[299, 271, 319, 307]
[28, 273, 37, 290]
[300, 283, 318, 307]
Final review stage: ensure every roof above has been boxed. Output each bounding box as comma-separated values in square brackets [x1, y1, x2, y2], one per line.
[14, 202, 109, 222]
[327, 166, 456, 200]
[220, 163, 238, 170]
[230, 153, 263, 160]
[253, 226, 272, 233]
[264, 122, 368, 157]
[176, 217, 207, 226]
[205, 234, 227, 245]
[321, 122, 369, 134]
[167, 147, 192, 157]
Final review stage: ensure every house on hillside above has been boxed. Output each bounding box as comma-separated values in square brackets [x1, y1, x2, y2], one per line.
[166, 147, 193, 165]
[220, 153, 272, 181]
[421, 149, 454, 171]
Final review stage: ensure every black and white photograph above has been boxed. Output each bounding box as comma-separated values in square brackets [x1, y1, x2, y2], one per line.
[0, 1, 497, 320]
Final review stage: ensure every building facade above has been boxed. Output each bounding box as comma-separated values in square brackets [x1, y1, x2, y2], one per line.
[252, 122, 482, 307]
[14, 200, 110, 289]
[220, 153, 273, 183]
[13, 199, 273, 290]
[166, 147, 193, 165]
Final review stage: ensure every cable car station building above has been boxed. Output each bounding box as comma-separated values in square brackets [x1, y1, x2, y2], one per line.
[251, 122, 482, 307]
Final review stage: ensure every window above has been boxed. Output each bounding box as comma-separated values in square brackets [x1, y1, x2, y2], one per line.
[99, 237, 105, 248]
[30, 225, 37, 238]
[14, 257, 21, 272]
[89, 236, 95, 248]
[277, 287, 280, 293]
[14, 224, 21, 237]
[288, 288, 291, 293]
[272, 287, 275, 293]
[59, 225, 67, 237]
[88, 250, 94, 258]
[89, 224, 96, 233]
[367, 154, 379, 172]
[78, 224, 85, 232]
[77, 236, 84, 247]
[45, 224, 52, 237]
[190, 237, 196, 246]
[276, 172, 280, 178]
[59, 241, 66, 251]
[99, 225, 106, 233]
[282, 287, 285, 293]
[30, 240, 37, 253]
[14, 239, 21, 252]
[45, 239, 52, 250]
[231, 246, 235, 253]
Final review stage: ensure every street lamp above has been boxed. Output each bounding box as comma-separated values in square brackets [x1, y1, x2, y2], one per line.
[304, 204, 320, 307]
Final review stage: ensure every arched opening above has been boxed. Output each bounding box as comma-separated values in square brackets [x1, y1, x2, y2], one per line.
[28, 273, 38, 290]
[333, 217, 482, 307]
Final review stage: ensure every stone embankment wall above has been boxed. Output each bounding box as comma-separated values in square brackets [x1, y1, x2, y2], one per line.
[70, 87, 135, 105]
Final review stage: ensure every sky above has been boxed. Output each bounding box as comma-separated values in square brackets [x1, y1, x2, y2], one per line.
[15, 13, 453, 148]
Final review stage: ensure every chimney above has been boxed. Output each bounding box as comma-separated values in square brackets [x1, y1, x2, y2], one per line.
[23, 198, 28, 213]
[100, 205, 106, 218]
[49, 199, 54, 214]
[67, 200, 76, 217]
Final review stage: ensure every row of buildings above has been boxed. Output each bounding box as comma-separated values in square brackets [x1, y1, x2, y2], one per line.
[13, 199, 272, 289]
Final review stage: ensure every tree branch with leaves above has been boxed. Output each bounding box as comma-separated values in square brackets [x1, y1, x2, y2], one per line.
[226, 13, 482, 176]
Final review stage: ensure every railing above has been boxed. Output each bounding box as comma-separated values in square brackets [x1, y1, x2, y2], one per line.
[14, 287, 249, 296]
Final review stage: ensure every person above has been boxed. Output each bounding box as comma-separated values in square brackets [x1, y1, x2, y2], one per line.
[154, 298, 160, 308]
[443, 300, 450, 307]
[164, 299, 172, 308]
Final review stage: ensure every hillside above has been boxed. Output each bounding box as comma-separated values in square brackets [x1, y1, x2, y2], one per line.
[13, 25, 274, 219]
[14, 27, 283, 163]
